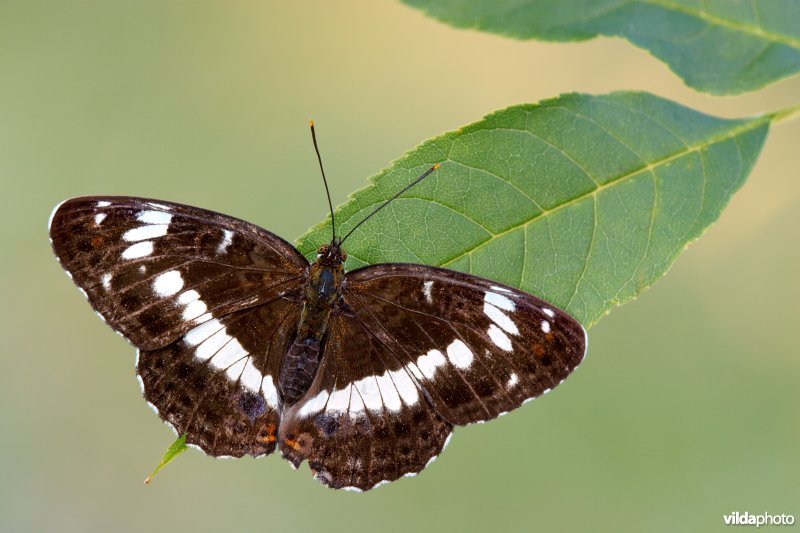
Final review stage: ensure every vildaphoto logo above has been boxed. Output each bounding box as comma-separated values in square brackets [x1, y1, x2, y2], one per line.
[723, 512, 795, 527]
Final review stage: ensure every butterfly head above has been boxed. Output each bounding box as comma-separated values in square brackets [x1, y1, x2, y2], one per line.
[316, 240, 347, 267]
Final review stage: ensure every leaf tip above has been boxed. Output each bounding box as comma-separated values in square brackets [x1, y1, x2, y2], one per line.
[144, 433, 188, 486]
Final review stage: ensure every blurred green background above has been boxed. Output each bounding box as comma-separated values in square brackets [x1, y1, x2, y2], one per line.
[1, 1, 798, 531]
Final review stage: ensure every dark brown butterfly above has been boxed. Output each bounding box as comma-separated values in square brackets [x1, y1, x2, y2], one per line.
[48, 122, 587, 491]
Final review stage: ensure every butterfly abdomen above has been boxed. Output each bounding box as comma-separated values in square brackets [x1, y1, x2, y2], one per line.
[279, 337, 323, 405]
[278, 246, 346, 405]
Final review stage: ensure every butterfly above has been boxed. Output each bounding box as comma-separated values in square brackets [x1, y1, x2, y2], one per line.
[48, 122, 587, 491]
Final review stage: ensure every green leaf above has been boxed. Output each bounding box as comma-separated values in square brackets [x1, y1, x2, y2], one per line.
[297, 92, 781, 328]
[401, 0, 800, 95]
[144, 434, 187, 485]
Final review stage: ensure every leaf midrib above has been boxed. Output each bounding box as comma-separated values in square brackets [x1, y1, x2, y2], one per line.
[641, 0, 800, 49]
[495, 0, 800, 49]
[440, 114, 770, 267]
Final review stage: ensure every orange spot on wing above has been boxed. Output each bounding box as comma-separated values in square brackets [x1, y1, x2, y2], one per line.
[284, 439, 302, 451]
[256, 423, 276, 443]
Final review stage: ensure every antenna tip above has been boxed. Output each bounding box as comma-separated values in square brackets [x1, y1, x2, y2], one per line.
[309, 119, 314, 127]
[433, 163, 441, 170]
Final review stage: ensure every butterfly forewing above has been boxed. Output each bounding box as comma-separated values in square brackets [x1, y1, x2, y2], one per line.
[344, 264, 587, 426]
[49, 197, 308, 350]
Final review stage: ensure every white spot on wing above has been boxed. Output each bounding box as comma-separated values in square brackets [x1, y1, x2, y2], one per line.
[490, 285, 512, 294]
[423, 280, 433, 304]
[354, 375, 383, 412]
[389, 368, 418, 406]
[153, 270, 184, 297]
[542, 308, 555, 318]
[487, 324, 512, 351]
[376, 372, 402, 412]
[262, 376, 279, 407]
[194, 312, 212, 323]
[416, 349, 446, 379]
[446, 339, 473, 369]
[137, 210, 172, 225]
[541, 320, 551, 333]
[298, 390, 329, 418]
[178, 290, 208, 321]
[348, 387, 366, 415]
[184, 318, 224, 347]
[123, 224, 168, 242]
[407, 362, 423, 381]
[94, 213, 106, 225]
[195, 328, 232, 361]
[184, 300, 208, 321]
[507, 372, 519, 389]
[178, 290, 200, 304]
[225, 357, 247, 382]
[97, 201, 111, 207]
[483, 302, 519, 335]
[101, 273, 112, 291]
[217, 229, 234, 254]
[326, 386, 352, 413]
[121, 241, 154, 259]
[209, 337, 247, 369]
[485, 291, 515, 312]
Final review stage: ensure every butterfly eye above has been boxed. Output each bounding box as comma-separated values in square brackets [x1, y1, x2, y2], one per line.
[340, 250, 347, 261]
[317, 244, 329, 258]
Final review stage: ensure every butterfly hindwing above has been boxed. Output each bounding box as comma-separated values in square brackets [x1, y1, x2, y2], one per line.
[344, 264, 587, 426]
[139, 297, 302, 457]
[49, 196, 308, 350]
[278, 312, 453, 491]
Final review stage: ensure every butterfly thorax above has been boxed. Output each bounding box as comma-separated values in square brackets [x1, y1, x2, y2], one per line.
[278, 241, 346, 405]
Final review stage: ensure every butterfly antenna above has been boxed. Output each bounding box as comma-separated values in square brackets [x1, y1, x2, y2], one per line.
[309, 120, 336, 242]
[340, 163, 441, 245]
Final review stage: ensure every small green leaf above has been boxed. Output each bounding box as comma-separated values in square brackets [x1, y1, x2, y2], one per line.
[297, 92, 784, 328]
[144, 434, 187, 485]
[401, 0, 800, 95]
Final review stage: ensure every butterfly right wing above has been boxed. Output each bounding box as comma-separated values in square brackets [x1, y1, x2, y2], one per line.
[49, 196, 308, 350]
